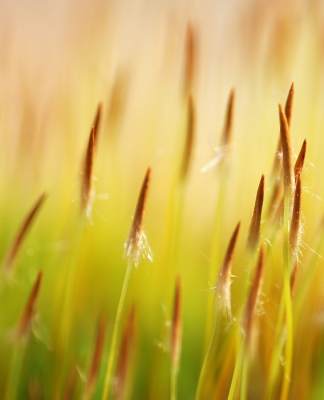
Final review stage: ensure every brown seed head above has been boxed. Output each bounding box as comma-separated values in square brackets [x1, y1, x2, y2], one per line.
[3, 193, 46, 275]
[81, 127, 95, 215]
[294, 139, 307, 182]
[279, 104, 294, 204]
[15, 271, 43, 340]
[216, 222, 240, 318]
[242, 247, 265, 350]
[247, 175, 265, 250]
[285, 83, 294, 128]
[84, 315, 106, 398]
[221, 89, 235, 147]
[114, 307, 136, 400]
[180, 96, 195, 182]
[93, 102, 102, 146]
[124, 168, 151, 265]
[171, 276, 182, 374]
[271, 84, 294, 180]
[183, 23, 196, 96]
[289, 175, 302, 262]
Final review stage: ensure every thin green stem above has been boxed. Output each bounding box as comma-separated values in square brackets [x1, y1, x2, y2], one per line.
[240, 352, 249, 400]
[102, 259, 133, 400]
[4, 341, 26, 400]
[196, 304, 220, 400]
[265, 294, 286, 399]
[171, 183, 186, 273]
[53, 214, 85, 400]
[280, 195, 293, 400]
[228, 338, 244, 400]
[205, 167, 228, 349]
[171, 362, 178, 400]
[295, 232, 324, 315]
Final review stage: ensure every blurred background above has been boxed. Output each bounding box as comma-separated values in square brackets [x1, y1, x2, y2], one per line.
[1, 0, 324, 398]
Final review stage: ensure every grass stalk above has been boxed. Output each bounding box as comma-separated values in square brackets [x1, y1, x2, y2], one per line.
[170, 276, 182, 400]
[205, 90, 234, 346]
[102, 259, 133, 400]
[240, 353, 249, 400]
[53, 214, 85, 399]
[227, 338, 244, 400]
[4, 341, 26, 400]
[195, 304, 220, 400]
[265, 292, 286, 399]
[280, 194, 293, 400]
[205, 168, 228, 345]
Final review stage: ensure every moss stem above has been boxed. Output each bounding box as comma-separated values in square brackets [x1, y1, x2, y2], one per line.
[102, 259, 133, 400]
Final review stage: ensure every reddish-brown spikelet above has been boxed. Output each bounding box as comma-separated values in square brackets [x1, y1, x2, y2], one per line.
[294, 139, 307, 182]
[15, 271, 43, 340]
[183, 23, 196, 96]
[289, 175, 302, 262]
[221, 89, 235, 147]
[92, 102, 102, 146]
[216, 222, 240, 318]
[180, 96, 195, 182]
[114, 307, 136, 400]
[271, 84, 294, 180]
[124, 168, 151, 264]
[84, 315, 106, 398]
[285, 83, 294, 127]
[171, 276, 182, 374]
[81, 127, 95, 213]
[3, 193, 46, 274]
[247, 175, 265, 250]
[242, 247, 265, 350]
[279, 104, 294, 203]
